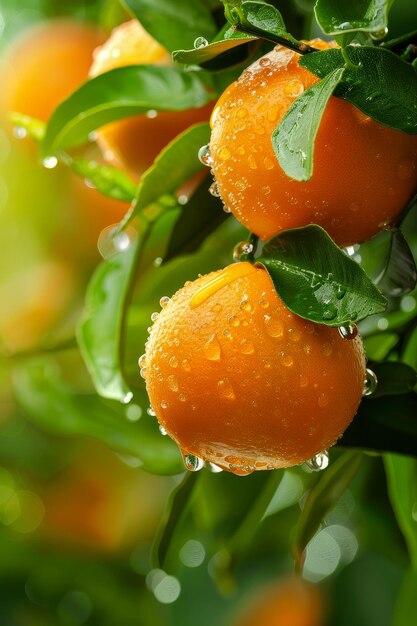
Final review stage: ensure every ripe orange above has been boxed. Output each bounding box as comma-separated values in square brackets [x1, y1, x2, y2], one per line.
[0, 19, 104, 121]
[143, 262, 366, 474]
[89, 20, 213, 178]
[209, 40, 417, 247]
[231, 577, 325, 626]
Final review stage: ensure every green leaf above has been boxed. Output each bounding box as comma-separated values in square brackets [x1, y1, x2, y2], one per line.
[12, 359, 183, 475]
[272, 67, 345, 181]
[293, 451, 363, 566]
[376, 229, 417, 297]
[403, 324, 417, 374]
[384, 454, 417, 568]
[393, 569, 417, 626]
[173, 27, 255, 66]
[340, 393, 417, 456]
[120, 123, 210, 230]
[315, 0, 393, 37]
[154, 472, 198, 568]
[258, 225, 387, 327]
[77, 239, 143, 402]
[122, 0, 217, 52]
[241, 1, 286, 34]
[164, 173, 229, 263]
[364, 332, 399, 360]
[299, 46, 417, 134]
[42, 66, 211, 154]
[9, 112, 46, 142]
[369, 361, 417, 398]
[64, 157, 137, 203]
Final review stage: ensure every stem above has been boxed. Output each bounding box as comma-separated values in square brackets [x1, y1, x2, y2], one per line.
[380, 28, 417, 52]
[1, 336, 78, 362]
[233, 23, 318, 55]
[341, 46, 360, 70]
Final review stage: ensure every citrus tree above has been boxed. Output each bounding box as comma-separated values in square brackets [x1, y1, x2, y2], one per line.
[2, 0, 417, 624]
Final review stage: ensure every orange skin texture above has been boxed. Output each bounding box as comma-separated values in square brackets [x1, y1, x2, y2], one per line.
[210, 41, 417, 246]
[89, 20, 213, 178]
[1, 19, 104, 121]
[144, 263, 366, 475]
[232, 577, 324, 626]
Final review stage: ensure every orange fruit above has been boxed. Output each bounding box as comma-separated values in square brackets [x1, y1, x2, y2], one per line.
[231, 577, 325, 626]
[143, 262, 366, 475]
[0, 19, 104, 121]
[89, 19, 213, 178]
[209, 40, 417, 246]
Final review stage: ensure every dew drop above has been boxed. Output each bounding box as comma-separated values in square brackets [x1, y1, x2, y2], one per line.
[322, 305, 337, 321]
[161, 400, 168, 409]
[233, 241, 254, 261]
[42, 155, 58, 169]
[122, 391, 133, 404]
[264, 315, 284, 338]
[284, 79, 304, 97]
[306, 450, 329, 471]
[363, 368, 378, 396]
[182, 359, 191, 372]
[288, 328, 301, 343]
[151, 312, 159, 322]
[169, 356, 178, 368]
[194, 36, 208, 48]
[138, 354, 147, 368]
[280, 352, 294, 367]
[223, 204, 232, 213]
[178, 393, 187, 403]
[159, 424, 168, 436]
[160, 296, 171, 308]
[318, 393, 329, 407]
[139, 367, 147, 379]
[240, 296, 252, 312]
[146, 109, 158, 118]
[167, 375, 179, 392]
[240, 338, 255, 355]
[229, 316, 240, 327]
[338, 324, 358, 340]
[322, 342, 333, 357]
[147, 406, 156, 416]
[370, 26, 388, 40]
[183, 453, 204, 472]
[263, 156, 275, 170]
[209, 181, 221, 197]
[204, 335, 221, 361]
[13, 125, 28, 140]
[300, 374, 309, 388]
[198, 144, 213, 166]
[208, 462, 223, 473]
[248, 154, 258, 169]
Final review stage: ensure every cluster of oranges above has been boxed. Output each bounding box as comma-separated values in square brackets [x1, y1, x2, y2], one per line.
[3, 16, 417, 474]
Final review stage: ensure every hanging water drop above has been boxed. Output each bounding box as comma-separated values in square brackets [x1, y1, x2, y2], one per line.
[147, 406, 156, 416]
[183, 453, 205, 472]
[208, 181, 221, 197]
[233, 241, 254, 261]
[122, 391, 133, 404]
[338, 324, 358, 340]
[194, 36, 209, 48]
[159, 424, 168, 436]
[160, 296, 171, 308]
[306, 450, 329, 471]
[42, 155, 58, 169]
[198, 144, 213, 166]
[363, 368, 378, 396]
[208, 462, 223, 473]
[151, 312, 159, 322]
[370, 26, 388, 40]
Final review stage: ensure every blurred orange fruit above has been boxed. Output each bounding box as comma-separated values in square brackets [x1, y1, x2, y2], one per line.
[143, 262, 366, 475]
[209, 40, 417, 246]
[231, 577, 325, 626]
[89, 19, 213, 178]
[1, 19, 104, 121]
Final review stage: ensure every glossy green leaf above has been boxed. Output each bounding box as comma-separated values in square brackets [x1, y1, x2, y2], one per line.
[393, 569, 417, 626]
[77, 239, 143, 402]
[42, 66, 210, 154]
[369, 361, 417, 398]
[384, 454, 417, 567]
[121, 123, 210, 230]
[364, 332, 399, 360]
[12, 359, 183, 475]
[173, 27, 255, 66]
[164, 173, 229, 262]
[293, 451, 363, 564]
[299, 47, 417, 134]
[258, 225, 387, 327]
[154, 472, 198, 568]
[9, 113, 46, 142]
[272, 68, 345, 181]
[340, 393, 417, 456]
[122, 0, 217, 52]
[65, 157, 137, 203]
[241, 1, 286, 34]
[376, 229, 417, 297]
[315, 0, 393, 36]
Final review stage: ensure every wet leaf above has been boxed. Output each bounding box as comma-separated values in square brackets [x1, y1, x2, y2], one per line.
[376, 229, 417, 297]
[315, 0, 393, 37]
[299, 46, 417, 135]
[123, 0, 217, 52]
[293, 451, 363, 564]
[384, 454, 417, 568]
[64, 157, 137, 203]
[9, 113, 45, 142]
[240, 1, 286, 34]
[272, 68, 345, 181]
[12, 359, 182, 475]
[259, 225, 387, 327]
[42, 66, 210, 154]
[369, 361, 417, 398]
[173, 26, 255, 66]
